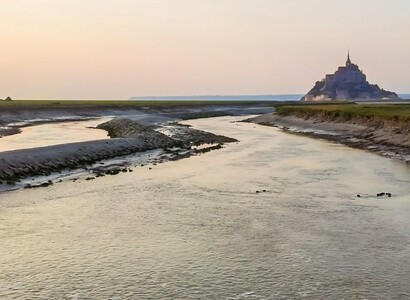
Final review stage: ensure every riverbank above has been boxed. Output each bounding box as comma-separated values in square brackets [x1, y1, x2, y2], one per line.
[247, 104, 410, 162]
[0, 101, 269, 188]
[0, 100, 275, 137]
[0, 117, 238, 188]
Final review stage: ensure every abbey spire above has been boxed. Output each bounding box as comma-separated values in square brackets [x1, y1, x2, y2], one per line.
[346, 50, 352, 66]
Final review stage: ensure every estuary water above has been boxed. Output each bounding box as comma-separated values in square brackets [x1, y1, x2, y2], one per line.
[0, 118, 110, 152]
[0, 116, 410, 299]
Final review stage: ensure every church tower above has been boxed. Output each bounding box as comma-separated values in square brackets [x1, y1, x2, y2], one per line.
[346, 51, 352, 66]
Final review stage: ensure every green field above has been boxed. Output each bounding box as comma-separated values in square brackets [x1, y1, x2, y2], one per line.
[276, 103, 410, 122]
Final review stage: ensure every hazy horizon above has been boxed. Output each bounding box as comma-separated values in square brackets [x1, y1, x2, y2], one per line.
[1, 0, 409, 100]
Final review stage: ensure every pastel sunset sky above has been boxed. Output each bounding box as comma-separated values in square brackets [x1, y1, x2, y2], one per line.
[1, 0, 409, 99]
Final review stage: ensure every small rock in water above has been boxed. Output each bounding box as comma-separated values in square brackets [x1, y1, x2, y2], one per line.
[256, 190, 269, 194]
[376, 192, 392, 198]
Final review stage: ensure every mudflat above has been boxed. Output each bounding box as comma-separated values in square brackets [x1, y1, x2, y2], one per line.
[0, 102, 267, 187]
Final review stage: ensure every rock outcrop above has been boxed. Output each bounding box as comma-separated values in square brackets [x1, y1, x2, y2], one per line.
[301, 53, 400, 101]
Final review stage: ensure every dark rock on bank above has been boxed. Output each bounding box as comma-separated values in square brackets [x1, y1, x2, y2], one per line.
[97, 118, 178, 148]
[163, 124, 238, 146]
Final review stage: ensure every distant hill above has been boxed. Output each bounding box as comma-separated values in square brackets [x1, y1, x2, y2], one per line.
[129, 94, 303, 101]
[399, 94, 410, 100]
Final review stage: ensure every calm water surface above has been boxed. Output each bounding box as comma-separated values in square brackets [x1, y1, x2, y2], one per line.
[0, 116, 409, 299]
[0, 118, 110, 152]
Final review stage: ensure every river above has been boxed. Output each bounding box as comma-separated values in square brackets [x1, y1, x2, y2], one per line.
[0, 118, 110, 152]
[0, 116, 409, 299]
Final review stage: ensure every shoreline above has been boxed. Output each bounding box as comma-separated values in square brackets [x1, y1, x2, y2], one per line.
[246, 113, 410, 163]
[0, 116, 240, 190]
[2, 101, 408, 190]
[0, 102, 270, 189]
[0, 102, 274, 138]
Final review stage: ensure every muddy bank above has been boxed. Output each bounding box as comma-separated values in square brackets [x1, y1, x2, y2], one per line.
[0, 103, 273, 138]
[0, 107, 170, 138]
[158, 123, 238, 146]
[0, 126, 21, 137]
[97, 118, 238, 146]
[0, 138, 171, 183]
[97, 118, 178, 145]
[0, 118, 238, 184]
[247, 113, 410, 162]
[0, 103, 263, 184]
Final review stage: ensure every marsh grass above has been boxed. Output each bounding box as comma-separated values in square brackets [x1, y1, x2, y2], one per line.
[276, 103, 410, 122]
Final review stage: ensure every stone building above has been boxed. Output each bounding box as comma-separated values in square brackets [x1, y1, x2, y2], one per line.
[301, 53, 400, 101]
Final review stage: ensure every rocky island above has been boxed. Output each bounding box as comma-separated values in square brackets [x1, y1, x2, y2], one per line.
[301, 53, 400, 101]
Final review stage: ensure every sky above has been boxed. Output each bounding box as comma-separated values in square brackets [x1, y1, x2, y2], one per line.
[0, 0, 409, 99]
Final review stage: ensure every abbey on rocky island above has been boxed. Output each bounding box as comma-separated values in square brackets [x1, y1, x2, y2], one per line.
[301, 52, 400, 101]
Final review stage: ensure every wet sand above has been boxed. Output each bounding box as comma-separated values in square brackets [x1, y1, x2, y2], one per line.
[0, 116, 409, 299]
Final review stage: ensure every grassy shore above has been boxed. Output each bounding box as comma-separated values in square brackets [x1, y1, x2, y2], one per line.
[276, 103, 410, 123]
